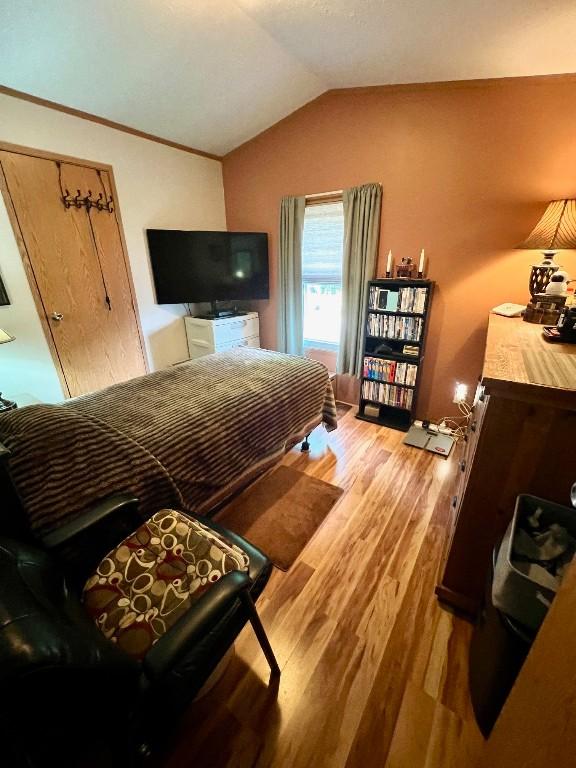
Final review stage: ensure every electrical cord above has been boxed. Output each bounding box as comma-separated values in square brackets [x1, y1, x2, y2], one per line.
[437, 399, 473, 441]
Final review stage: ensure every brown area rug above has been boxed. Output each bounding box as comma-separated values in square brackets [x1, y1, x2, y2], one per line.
[336, 401, 352, 419]
[214, 465, 344, 571]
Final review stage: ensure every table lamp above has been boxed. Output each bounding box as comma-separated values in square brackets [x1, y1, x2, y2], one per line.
[517, 199, 576, 296]
[0, 327, 17, 411]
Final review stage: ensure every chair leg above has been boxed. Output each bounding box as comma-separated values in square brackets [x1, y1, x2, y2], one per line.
[301, 433, 311, 452]
[239, 590, 281, 680]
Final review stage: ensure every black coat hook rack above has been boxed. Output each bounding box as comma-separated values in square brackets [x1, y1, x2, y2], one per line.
[61, 188, 114, 213]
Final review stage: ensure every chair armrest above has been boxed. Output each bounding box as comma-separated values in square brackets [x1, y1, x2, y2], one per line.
[41, 493, 142, 592]
[143, 570, 251, 682]
[42, 492, 140, 548]
[0, 441, 32, 540]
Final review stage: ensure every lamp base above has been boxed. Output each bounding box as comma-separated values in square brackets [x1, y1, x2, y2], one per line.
[529, 251, 560, 297]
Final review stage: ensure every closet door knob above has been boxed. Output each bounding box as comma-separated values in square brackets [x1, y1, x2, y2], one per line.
[51, 312, 64, 321]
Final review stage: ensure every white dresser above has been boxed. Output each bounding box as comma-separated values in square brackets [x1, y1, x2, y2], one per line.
[184, 312, 260, 359]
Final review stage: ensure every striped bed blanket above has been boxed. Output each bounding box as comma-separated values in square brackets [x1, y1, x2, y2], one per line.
[0, 348, 337, 536]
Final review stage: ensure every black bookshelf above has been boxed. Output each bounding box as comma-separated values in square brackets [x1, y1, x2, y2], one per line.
[356, 278, 434, 432]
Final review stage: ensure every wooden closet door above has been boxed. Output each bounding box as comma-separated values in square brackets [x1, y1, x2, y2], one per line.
[0, 151, 147, 397]
[60, 162, 148, 389]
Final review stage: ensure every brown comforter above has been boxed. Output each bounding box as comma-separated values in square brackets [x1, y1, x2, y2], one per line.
[0, 349, 337, 535]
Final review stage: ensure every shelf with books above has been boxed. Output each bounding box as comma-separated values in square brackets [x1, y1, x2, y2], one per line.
[368, 282, 429, 314]
[366, 312, 424, 342]
[361, 379, 414, 410]
[361, 377, 416, 389]
[362, 356, 418, 386]
[357, 278, 434, 432]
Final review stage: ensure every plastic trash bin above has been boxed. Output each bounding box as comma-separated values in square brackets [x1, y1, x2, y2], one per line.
[469, 543, 535, 737]
[492, 494, 576, 631]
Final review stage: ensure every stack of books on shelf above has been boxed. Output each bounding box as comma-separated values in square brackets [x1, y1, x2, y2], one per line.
[366, 313, 423, 341]
[368, 285, 428, 313]
[397, 286, 427, 313]
[363, 357, 418, 385]
[362, 380, 414, 409]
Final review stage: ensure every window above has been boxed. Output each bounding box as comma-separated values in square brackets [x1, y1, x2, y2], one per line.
[301, 201, 344, 350]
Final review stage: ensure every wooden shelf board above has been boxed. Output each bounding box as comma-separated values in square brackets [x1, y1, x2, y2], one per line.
[364, 351, 423, 363]
[368, 308, 425, 317]
[365, 335, 422, 343]
[360, 397, 411, 412]
[355, 410, 412, 432]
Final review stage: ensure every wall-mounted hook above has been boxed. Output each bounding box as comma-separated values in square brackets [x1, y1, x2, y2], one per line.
[61, 188, 74, 208]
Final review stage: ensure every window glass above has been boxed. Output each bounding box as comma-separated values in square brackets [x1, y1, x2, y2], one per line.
[301, 201, 344, 349]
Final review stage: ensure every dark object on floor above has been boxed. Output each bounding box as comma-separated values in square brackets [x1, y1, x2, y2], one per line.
[470, 544, 535, 737]
[403, 423, 455, 456]
[0, 492, 277, 766]
[336, 401, 352, 420]
[215, 465, 344, 571]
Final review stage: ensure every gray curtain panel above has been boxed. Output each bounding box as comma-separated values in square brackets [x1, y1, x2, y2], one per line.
[277, 195, 306, 355]
[338, 183, 382, 376]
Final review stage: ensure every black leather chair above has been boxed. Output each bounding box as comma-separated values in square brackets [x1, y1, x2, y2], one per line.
[0, 487, 279, 767]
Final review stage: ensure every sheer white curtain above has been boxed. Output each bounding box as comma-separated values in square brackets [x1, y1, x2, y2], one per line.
[277, 195, 306, 355]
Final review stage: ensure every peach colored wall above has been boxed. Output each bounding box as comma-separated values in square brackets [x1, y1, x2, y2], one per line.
[223, 77, 576, 420]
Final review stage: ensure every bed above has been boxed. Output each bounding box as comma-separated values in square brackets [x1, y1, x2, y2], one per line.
[0, 348, 337, 536]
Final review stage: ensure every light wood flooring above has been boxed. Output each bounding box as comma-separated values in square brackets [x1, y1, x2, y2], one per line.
[162, 407, 484, 768]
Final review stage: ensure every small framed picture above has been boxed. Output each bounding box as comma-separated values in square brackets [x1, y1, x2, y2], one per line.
[0, 274, 9, 307]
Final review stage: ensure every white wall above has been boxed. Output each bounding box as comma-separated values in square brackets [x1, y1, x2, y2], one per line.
[0, 93, 226, 404]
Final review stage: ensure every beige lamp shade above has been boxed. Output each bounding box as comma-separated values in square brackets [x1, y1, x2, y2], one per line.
[0, 328, 15, 344]
[518, 199, 576, 251]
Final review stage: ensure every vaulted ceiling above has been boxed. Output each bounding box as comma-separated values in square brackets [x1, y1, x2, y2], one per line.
[2, 0, 576, 156]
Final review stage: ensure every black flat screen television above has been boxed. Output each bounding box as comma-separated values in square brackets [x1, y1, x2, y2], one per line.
[147, 229, 269, 304]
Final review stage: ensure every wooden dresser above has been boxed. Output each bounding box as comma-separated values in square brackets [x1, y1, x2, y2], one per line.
[436, 314, 576, 616]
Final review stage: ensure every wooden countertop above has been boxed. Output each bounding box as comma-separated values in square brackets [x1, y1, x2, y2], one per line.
[482, 314, 576, 409]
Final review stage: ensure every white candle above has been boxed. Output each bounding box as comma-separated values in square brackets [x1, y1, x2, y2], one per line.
[418, 248, 425, 275]
[386, 249, 392, 274]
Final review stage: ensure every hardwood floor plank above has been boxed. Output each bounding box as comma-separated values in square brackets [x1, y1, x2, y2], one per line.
[385, 683, 437, 768]
[344, 524, 457, 767]
[385, 683, 482, 768]
[162, 413, 482, 768]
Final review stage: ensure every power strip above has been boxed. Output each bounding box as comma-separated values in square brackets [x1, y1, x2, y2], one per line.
[413, 419, 454, 436]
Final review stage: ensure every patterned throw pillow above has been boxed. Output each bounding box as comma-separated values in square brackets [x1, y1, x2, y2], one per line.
[83, 509, 250, 659]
